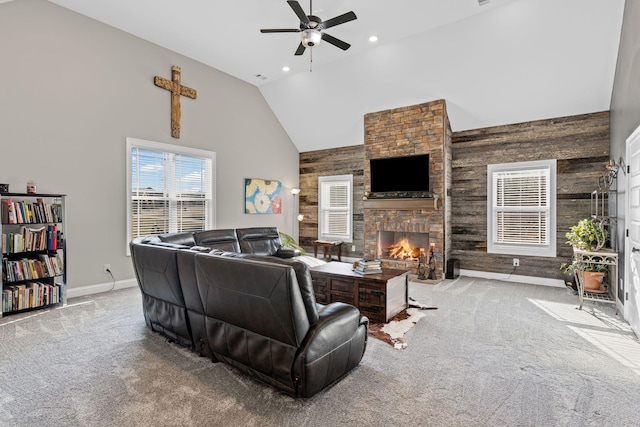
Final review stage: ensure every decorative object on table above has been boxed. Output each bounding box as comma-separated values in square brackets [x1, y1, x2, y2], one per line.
[0, 183, 8, 193]
[154, 65, 197, 139]
[416, 251, 427, 280]
[428, 243, 437, 279]
[26, 180, 37, 194]
[244, 178, 282, 214]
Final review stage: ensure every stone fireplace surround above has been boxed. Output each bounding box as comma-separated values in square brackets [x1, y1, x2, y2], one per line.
[363, 100, 452, 279]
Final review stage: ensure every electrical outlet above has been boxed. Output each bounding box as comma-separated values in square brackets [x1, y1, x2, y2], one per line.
[351, 245, 356, 252]
[513, 258, 519, 267]
[104, 264, 111, 273]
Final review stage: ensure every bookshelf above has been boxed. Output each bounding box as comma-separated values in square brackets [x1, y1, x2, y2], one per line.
[1, 192, 66, 318]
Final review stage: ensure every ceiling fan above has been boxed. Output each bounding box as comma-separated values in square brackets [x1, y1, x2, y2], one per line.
[260, 0, 357, 57]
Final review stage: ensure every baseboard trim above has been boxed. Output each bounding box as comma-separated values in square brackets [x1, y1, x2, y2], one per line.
[66, 279, 138, 299]
[459, 269, 565, 288]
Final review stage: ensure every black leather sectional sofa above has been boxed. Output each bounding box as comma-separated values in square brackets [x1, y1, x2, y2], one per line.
[129, 227, 368, 398]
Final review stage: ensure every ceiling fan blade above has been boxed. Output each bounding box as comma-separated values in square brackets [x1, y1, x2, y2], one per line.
[319, 11, 357, 30]
[287, 1, 310, 26]
[260, 29, 301, 33]
[294, 42, 306, 56]
[321, 33, 351, 51]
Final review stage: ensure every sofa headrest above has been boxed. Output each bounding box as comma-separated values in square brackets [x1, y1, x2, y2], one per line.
[194, 229, 240, 252]
[236, 227, 281, 256]
[158, 232, 196, 246]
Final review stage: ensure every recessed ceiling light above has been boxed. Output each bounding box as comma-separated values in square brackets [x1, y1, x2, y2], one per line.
[369, 35, 378, 43]
[282, 66, 290, 72]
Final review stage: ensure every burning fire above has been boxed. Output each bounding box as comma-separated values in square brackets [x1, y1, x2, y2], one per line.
[383, 238, 422, 261]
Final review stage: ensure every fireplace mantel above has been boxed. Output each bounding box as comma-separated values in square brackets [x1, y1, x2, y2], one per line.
[363, 197, 440, 210]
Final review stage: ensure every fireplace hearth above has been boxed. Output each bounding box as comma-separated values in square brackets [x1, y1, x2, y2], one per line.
[377, 231, 429, 262]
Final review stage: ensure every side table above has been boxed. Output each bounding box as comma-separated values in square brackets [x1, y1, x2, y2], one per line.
[313, 240, 343, 262]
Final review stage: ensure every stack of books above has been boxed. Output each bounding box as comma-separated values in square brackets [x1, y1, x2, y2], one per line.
[354, 259, 382, 275]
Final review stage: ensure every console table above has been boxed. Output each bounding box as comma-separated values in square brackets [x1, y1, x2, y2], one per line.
[310, 262, 408, 323]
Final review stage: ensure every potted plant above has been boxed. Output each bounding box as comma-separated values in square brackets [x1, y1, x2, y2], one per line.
[279, 231, 305, 255]
[560, 259, 608, 292]
[564, 218, 608, 251]
[561, 218, 609, 292]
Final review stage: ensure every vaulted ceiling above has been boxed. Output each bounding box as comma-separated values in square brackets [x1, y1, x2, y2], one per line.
[44, 0, 625, 152]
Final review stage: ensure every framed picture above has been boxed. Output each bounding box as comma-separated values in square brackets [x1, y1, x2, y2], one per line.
[244, 178, 282, 214]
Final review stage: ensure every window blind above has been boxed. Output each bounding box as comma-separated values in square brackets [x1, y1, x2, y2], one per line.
[131, 147, 213, 238]
[493, 169, 550, 245]
[319, 175, 353, 241]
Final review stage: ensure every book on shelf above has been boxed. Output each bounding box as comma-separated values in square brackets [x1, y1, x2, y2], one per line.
[2, 198, 17, 224]
[1, 198, 63, 225]
[1, 281, 61, 312]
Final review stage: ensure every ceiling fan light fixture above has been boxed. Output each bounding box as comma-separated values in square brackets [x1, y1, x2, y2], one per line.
[301, 29, 322, 47]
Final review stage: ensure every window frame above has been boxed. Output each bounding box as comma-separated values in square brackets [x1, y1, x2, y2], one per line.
[318, 174, 353, 243]
[487, 159, 556, 257]
[126, 137, 216, 255]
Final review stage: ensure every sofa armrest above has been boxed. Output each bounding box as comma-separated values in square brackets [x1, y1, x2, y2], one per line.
[275, 247, 301, 258]
[293, 302, 368, 397]
[299, 302, 367, 362]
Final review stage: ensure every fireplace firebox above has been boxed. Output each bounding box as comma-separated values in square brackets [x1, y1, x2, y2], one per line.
[377, 231, 429, 262]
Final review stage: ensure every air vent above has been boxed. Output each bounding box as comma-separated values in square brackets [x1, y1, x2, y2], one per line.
[254, 74, 268, 81]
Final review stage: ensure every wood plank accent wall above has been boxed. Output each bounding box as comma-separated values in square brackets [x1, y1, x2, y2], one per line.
[298, 145, 365, 258]
[451, 111, 610, 280]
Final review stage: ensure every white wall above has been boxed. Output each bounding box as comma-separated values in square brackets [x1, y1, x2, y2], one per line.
[0, 0, 299, 290]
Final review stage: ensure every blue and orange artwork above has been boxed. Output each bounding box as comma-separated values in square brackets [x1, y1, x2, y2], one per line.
[244, 178, 282, 214]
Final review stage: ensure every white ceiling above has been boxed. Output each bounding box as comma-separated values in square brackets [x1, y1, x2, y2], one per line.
[45, 0, 625, 152]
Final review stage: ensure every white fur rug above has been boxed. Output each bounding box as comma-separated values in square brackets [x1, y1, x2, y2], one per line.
[371, 299, 437, 349]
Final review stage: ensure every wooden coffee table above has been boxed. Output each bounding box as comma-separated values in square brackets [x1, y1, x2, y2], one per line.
[310, 262, 408, 323]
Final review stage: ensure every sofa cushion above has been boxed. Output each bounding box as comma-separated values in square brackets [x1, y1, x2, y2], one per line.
[194, 229, 240, 252]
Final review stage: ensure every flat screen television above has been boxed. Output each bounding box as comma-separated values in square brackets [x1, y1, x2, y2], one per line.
[370, 154, 430, 193]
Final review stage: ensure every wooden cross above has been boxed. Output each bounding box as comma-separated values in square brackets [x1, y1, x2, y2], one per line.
[154, 66, 197, 138]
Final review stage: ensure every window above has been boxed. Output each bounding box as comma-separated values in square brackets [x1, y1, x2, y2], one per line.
[318, 174, 353, 242]
[126, 138, 215, 253]
[487, 159, 556, 257]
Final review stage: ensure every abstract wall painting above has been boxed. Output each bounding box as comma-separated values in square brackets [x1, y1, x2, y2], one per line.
[244, 178, 282, 214]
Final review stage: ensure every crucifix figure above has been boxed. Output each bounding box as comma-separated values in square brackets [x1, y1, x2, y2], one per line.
[154, 66, 197, 138]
